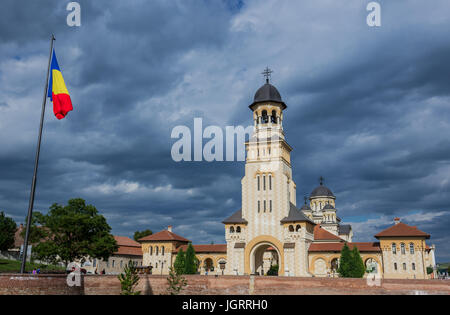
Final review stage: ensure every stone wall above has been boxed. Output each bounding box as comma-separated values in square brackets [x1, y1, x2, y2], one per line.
[1, 274, 449, 295]
[0, 274, 83, 295]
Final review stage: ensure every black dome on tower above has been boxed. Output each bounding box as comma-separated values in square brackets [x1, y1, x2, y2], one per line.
[310, 177, 335, 198]
[310, 185, 334, 197]
[249, 68, 287, 110]
[254, 83, 283, 103]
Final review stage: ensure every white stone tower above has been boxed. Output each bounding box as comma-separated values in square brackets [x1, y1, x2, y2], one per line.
[223, 69, 315, 277]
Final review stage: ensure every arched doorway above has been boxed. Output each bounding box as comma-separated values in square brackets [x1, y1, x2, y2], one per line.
[244, 236, 285, 276]
[330, 258, 339, 277]
[204, 258, 214, 274]
[250, 243, 280, 276]
[365, 258, 379, 274]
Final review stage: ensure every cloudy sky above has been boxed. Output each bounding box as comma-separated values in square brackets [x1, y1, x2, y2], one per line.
[1, 0, 449, 262]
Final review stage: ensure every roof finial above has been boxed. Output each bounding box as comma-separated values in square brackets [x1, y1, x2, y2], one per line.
[262, 67, 273, 84]
[319, 176, 324, 186]
[304, 195, 308, 205]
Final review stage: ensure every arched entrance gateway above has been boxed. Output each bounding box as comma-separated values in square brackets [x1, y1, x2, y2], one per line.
[244, 236, 285, 276]
[251, 243, 280, 276]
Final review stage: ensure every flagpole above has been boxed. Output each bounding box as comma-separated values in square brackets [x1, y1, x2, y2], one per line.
[20, 34, 55, 274]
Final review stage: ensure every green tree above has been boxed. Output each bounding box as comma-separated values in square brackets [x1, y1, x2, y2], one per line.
[0, 212, 16, 251]
[31, 198, 118, 267]
[174, 248, 185, 275]
[166, 267, 187, 295]
[133, 229, 153, 242]
[350, 246, 365, 278]
[118, 261, 141, 295]
[184, 243, 198, 274]
[338, 243, 352, 277]
[426, 266, 434, 275]
[266, 264, 279, 276]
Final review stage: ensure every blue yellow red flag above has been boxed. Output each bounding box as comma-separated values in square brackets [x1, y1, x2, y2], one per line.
[47, 49, 73, 119]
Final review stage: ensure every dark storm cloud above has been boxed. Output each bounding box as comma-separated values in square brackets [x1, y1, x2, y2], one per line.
[0, 0, 449, 261]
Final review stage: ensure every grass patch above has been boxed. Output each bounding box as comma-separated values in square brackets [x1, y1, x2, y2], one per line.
[0, 259, 65, 274]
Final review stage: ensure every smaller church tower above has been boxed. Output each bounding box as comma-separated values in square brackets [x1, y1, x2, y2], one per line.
[305, 177, 352, 240]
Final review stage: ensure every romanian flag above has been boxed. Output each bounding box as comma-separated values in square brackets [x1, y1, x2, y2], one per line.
[47, 49, 73, 119]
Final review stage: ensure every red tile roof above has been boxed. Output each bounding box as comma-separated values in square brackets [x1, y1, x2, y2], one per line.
[115, 246, 143, 256]
[138, 230, 190, 243]
[314, 225, 344, 241]
[308, 242, 381, 253]
[114, 236, 141, 247]
[374, 222, 430, 239]
[172, 244, 227, 254]
[113, 236, 142, 257]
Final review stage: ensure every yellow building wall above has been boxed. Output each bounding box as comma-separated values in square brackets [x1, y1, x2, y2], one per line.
[379, 237, 431, 279]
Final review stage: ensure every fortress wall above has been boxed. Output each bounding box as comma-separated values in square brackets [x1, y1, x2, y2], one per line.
[1, 274, 449, 295]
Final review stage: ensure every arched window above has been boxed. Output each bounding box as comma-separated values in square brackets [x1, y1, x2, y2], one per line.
[236, 226, 241, 233]
[289, 225, 294, 232]
[412, 263, 416, 271]
[392, 243, 397, 254]
[271, 110, 277, 124]
[331, 258, 339, 272]
[156, 263, 158, 268]
[150, 246, 153, 255]
[394, 263, 397, 271]
[403, 263, 407, 270]
[258, 201, 260, 213]
[401, 243, 405, 255]
[269, 200, 272, 212]
[296, 225, 301, 232]
[257, 175, 260, 191]
[156, 246, 159, 255]
[409, 243, 415, 254]
[230, 226, 235, 233]
[269, 175, 272, 190]
[264, 200, 266, 212]
[162, 246, 165, 256]
[262, 110, 268, 123]
[263, 175, 266, 190]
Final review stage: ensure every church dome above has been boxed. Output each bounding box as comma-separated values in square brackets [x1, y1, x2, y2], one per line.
[310, 184, 335, 198]
[254, 83, 282, 103]
[250, 82, 287, 110]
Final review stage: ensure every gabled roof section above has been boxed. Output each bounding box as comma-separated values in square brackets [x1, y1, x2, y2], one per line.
[138, 230, 190, 243]
[222, 209, 248, 224]
[314, 225, 344, 241]
[375, 222, 430, 239]
[280, 203, 315, 224]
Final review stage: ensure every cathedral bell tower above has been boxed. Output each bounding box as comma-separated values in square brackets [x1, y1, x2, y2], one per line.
[223, 68, 316, 277]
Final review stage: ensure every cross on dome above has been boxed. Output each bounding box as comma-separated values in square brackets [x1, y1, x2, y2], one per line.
[319, 176, 324, 186]
[262, 67, 273, 83]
